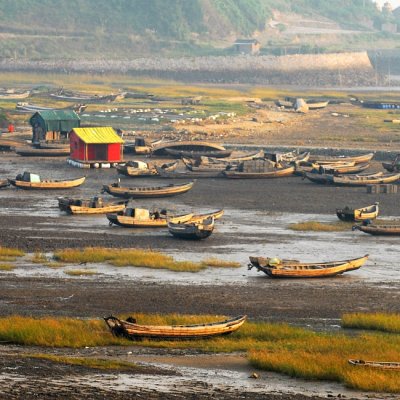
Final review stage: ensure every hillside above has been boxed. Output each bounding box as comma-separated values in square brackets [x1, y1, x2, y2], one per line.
[0, 0, 393, 59]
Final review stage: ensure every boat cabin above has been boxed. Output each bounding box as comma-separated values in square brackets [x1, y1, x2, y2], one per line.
[69, 126, 124, 163]
[16, 172, 41, 182]
[30, 110, 80, 145]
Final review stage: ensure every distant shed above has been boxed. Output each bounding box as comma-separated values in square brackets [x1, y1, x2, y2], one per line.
[234, 39, 260, 55]
[69, 126, 124, 163]
[30, 110, 80, 144]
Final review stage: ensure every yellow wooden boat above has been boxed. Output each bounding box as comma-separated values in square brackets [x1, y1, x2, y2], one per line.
[223, 165, 294, 179]
[9, 172, 85, 190]
[309, 152, 374, 164]
[104, 314, 247, 340]
[58, 197, 127, 215]
[336, 202, 379, 222]
[248, 255, 369, 278]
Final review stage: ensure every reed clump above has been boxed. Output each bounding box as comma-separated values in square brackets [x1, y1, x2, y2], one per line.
[64, 269, 98, 276]
[0, 263, 15, 271]
[27, 354, 142, 371]
[202, 258, 241, 268]
[289, 221, 351, 232]
[0, 247, 24, 260]
[31, 252, 48, 264]
[342, 312, 400, 334]
[54, 247, 205, 272]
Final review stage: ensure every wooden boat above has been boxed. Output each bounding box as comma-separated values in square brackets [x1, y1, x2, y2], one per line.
[152, 140, 227, 156]
[0, 89, 30, 99]
[107, 208, 193, 228]
[265, 151, 310, 163]
[350, 97, 400, 109]
[382, 154, 400, 172]
[303, 171, 388, 186]
[0, 179, 10, 189]
[223, 165, 294, 179]
[116, 161, 178, 177]
[336, 203, 379, 222]
[9, 172, 85, 190]
[248, 254, 369, 278]
[15, 146, 70, 157]
[104, 314, 247, 340]
[189, 209, 224, 223]
[165, 148, 232, 159]
[333, 172, 400, 186]
[201, 150, 264, 164]
[102, 181, 194, 198]
[309, 152, 374, 165]
[295, 161, 370, 175]
[58, 197, 127, 215]
[353, 222, 400, 236]
[348, 359, 400, 369]
[155, 166, 225, 179]
[306, 100, 329, 110]
[168, 216, 215, 240]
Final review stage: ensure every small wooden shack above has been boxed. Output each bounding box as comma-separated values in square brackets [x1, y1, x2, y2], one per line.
[234, 39, 260, 55]
[69, 126, 124, 165]
[30, 110, 80, 144]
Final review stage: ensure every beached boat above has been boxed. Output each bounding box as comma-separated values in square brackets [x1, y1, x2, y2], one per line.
[58, 196, 127, 215]
[295, 161, 370, 175]
[309, 152, 374, 164]
[0, 179, 10, 189]
[348, 359, 400, 369]
[353, 222, 400, 236]
[165, 148, 232, 159]
[303, 171, 390, 186]
[201, 150, 264, 164]
[336, 203, 379, 222]
[223, 164, 294, 179]
[15, 146, 70, 157]
[104, 314, 247, 340]
[9, 172, 85, 190]
[382, 154, 400, 172]
[307, 100, 329, 110]
[152, 140, 227, 156]
[248, 254, 369, 278]
[107, 208, 193, 228]
[102, 181, 194, 199]
[168, 216, 215, 240]
[265, 151, 310, 163]
[116, 161, 178, 177]
[333, 172, 400, 186]
[155, 166, 225, 179]
[350, 97, 400, 109]
[0, 89, 30, 99]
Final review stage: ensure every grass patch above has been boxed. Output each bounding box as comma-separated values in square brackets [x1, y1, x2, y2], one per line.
[55, 247, 207, 272]
[202, 258, 241, 268]
[0, 247, 24, 258]
[27, 354, 142, 371]
[0, 256, 18, 262]
[289, 221, 351, 232]
[0, 263, 15, 271]
[31, 252, 48, 264]
[342, 313, 400, 334]
[64, 269, 98, 276]
[1, 313, 400, 392]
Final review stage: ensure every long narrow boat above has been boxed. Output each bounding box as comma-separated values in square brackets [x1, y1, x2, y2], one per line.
[295, 162, 370, 175]
[9, 173, 85, 190]
[264, 151, 310, 163]
[247, 255, 369, 278]
[152, 140, 227, 156]
[104, 314, 247, 340]
[309, 152, 374, 164]
[58, 197, 128, 215]
[201, 150, 264, 164]
[116, 161, 178, 177]
[353, 223, 400, 236]
[15, 146, 70, 157]
[168, 216, 215, 240]
[336, 203, 379, 222]
[165, 148, 232, 159]
[0, 179, 9, 189]
[155, 166, 224, 179]
[107, 208, 194, 228]
[333, 172, 400, 186]
[348, 359, 400, 369]
[223, 165, 294, 179]
[303, 171, 384, 185]
[102, 181, 194, 198]
[307, 100, 329, 110]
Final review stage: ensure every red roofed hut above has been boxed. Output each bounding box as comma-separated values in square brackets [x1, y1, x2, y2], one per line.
[69, 127, 124, 165]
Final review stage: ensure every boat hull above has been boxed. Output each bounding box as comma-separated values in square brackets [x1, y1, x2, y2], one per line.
[9, 176, 85, 189]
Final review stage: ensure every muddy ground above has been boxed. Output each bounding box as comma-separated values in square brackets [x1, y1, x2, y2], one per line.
[0, 141, 400, 398]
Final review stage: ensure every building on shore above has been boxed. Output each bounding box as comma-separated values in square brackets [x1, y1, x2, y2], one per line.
[234, 39, 260, 55]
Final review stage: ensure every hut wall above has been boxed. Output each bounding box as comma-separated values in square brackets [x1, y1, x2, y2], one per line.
[107, 143, 122, 162]
[70, 131, 85, 160]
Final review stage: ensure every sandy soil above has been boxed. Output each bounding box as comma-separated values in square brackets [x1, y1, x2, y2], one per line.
[0, 105, 400, 399]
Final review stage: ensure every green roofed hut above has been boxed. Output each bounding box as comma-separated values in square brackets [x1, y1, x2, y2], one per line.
[30, 110, 80, 145]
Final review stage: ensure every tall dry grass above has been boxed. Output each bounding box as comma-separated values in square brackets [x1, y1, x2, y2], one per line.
[342, 312, 400, 334]
[0, 247, 24, 259]
[289, 221, 351, 232]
